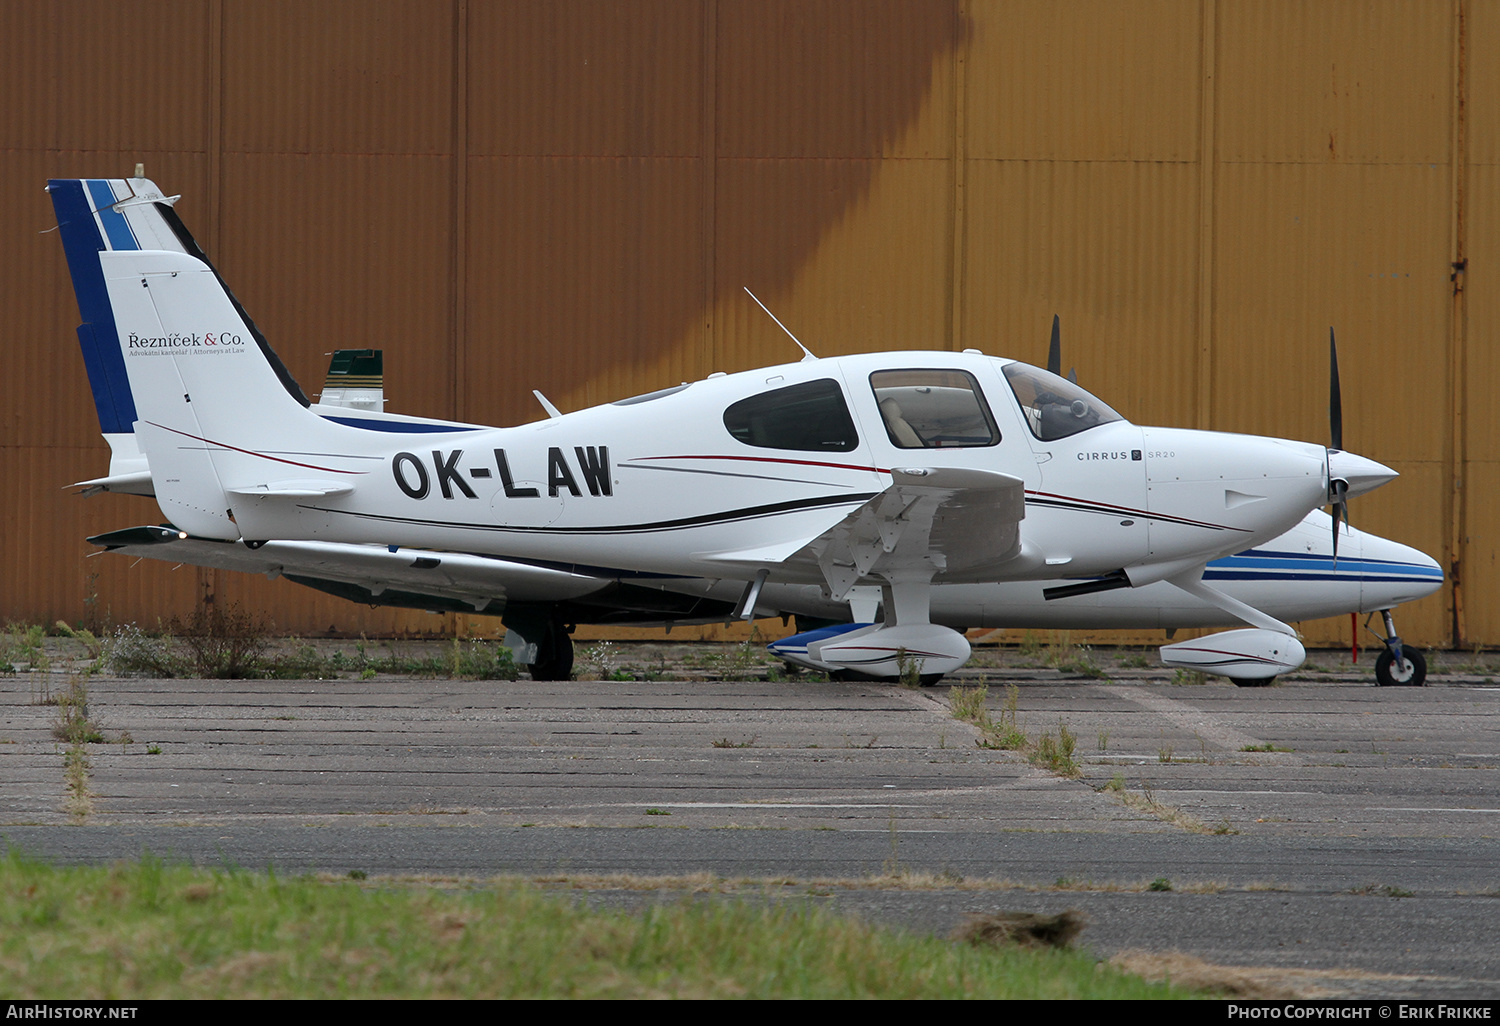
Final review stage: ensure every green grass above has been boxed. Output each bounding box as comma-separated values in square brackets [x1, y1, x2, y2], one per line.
[0, 854, 1197, 999]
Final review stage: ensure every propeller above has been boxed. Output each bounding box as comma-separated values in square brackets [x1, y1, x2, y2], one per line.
[1046, 314, 1077, 383]
[1328, 328, 1349, 565]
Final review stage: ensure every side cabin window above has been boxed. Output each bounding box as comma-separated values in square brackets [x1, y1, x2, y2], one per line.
[722, 378, 859, 452]
[1001, 363, 1124, 442]
[869, 369, 1000, 449]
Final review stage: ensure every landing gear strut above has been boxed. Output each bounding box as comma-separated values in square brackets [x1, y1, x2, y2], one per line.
[527, 620, 575, 681]
[1371, 609, 1426, 687]
[505, 610, 576, 681]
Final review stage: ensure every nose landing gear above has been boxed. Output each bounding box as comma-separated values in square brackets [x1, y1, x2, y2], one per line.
[1371, 609, 1426, 687]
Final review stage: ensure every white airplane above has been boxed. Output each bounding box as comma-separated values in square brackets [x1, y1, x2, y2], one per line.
[48, 176, 1443, 687]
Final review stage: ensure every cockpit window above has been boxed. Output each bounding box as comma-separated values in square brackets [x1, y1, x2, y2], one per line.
[869, 369, 1000, 449]
[722, 378, 858, 452]
[1002, 363, 1124, 441]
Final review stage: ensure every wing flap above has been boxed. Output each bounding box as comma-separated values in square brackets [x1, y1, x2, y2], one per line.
[704, 467, 1026, 596]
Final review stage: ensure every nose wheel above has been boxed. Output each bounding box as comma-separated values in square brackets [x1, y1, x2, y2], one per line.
[1371, 610, 1426, 687]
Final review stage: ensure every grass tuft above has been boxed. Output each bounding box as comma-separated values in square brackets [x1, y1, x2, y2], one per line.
[951, 909, 1086, 950]
[0, 855, 1198, 999]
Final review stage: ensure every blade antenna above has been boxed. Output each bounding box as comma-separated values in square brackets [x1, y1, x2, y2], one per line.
[532, 390, 562, 420]
[744, 287, 817, 361]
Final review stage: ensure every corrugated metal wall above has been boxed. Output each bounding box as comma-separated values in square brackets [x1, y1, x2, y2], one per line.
[3, 0, 1489, 648]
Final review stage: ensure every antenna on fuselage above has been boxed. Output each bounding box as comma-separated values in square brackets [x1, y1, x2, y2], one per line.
[744, 287, 817, 361]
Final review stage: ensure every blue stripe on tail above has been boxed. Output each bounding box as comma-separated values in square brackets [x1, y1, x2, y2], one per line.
[48, 179, 138, 434]
[85, 179, 139, 251]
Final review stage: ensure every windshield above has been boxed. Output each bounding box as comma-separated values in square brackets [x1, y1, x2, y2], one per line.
[1001, 363, 1124, 441]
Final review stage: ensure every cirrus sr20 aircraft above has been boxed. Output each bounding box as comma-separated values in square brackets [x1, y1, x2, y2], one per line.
[47, 177, 1443, 687]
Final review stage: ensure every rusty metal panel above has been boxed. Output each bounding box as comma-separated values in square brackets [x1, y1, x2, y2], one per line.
[1461, 160, 1500, 645]
[463, 155, 708, 423]
[964, 0, 1202, 161]
[1216, 0, 1452, 164]
[1460, 463, 1500, 644]
[716, 0, 960, 159]
[3, 0, 1486, 648]
[468, 0, 705, 157]
[711, 157, 954, 373]
[1209, 160, 1456, 645]
[222, 0, 454, 155]
[216, 154, 457, 420]
[961, 159, 1202, 428]
[1469, 0, 1500, 167]
[1462, 4, 1500, 647]
[1209, 163, 1451, 460]
[0, 0, 211, 154]
[0, 446, 195, 627]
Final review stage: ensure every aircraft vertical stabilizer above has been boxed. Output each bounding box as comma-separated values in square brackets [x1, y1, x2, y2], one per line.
[48, 177, 345, 538]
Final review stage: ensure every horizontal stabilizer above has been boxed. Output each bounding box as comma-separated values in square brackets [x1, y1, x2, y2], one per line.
[70, 470, 154, 497]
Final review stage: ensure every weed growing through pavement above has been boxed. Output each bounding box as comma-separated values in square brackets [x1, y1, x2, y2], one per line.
[896, 649, 921, 688]
[712, 736, 758, 749]
[174, 606, 271, 679]
[1348, 883, 1414, 898]
[948, 685, 991, 725]
[1028, 721, 1080, 777]
[1093, 773, 1237, 836]
[579, 641, 618, 680]
[1, 623, 49, 675]
[108, 615, 515, 680]
[1158, 735, 1175, 763]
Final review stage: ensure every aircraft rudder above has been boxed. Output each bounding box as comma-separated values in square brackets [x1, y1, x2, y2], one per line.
[48, 179, 139, 436]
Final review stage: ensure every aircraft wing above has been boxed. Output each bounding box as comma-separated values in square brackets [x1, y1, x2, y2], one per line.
[88, 526, 612, 615]
[707, 467, 1026, 597]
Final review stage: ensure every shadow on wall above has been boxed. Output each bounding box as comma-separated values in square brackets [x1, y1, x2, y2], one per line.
[467, 1, 968, 420]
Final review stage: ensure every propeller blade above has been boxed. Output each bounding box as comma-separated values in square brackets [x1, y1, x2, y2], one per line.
[1048, 315, 1061, 376]
[1329, 328, 1343, 453]
[1068, 367, 1077, 385]
[1331, 479, 1348, 567]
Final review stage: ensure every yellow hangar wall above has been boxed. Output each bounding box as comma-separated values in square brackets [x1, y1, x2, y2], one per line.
[2, 1, 1491, 648]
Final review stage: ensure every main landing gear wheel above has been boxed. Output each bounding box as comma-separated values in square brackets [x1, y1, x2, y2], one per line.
[1233, 676, 1278, 688]
[1375, 648, 1426, 687]
[526, 623, 575, 681]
